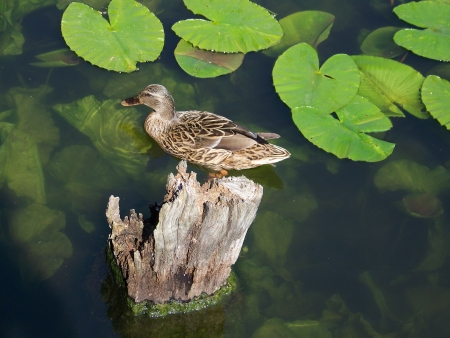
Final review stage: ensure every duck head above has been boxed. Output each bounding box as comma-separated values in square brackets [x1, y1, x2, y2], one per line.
[121, 84, 175, 119]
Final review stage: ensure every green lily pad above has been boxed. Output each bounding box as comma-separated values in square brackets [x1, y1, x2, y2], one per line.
[292, 96, 394, 162]
[174, 39, 244, 78]
[352, 55, 427, 119]
[61, 0, 164, 72]
[53, 96, 152, 176]
[273, 43, 360, 114]
[421, 75, 450, 129]
[263, 11, 335, 58]
[374, 159, 450, 194]
[393, 1, 450, 61]
[171, 0, 282, 53]
[360, 26, 405, 58]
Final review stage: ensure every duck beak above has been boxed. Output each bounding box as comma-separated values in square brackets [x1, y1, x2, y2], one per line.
[121, 95, 142, 106]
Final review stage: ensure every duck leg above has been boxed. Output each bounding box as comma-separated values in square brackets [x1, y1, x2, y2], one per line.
[207, 169, 229, 180]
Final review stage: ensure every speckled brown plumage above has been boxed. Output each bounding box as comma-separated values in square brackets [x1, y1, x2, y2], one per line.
[121, 84, 290, 172]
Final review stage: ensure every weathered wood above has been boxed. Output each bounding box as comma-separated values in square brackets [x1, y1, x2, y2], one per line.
[106, 161, 263, 304]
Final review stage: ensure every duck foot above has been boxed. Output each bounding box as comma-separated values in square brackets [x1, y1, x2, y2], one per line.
[207, 169, 228, 180]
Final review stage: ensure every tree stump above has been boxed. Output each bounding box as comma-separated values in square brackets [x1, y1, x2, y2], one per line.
[106, 161, 263, 312]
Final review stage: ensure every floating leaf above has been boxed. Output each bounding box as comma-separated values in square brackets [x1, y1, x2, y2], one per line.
[352, 55, 427, 118]
[61, 0, 164, 72]
[273, 43, 360, 114]
[53, 96, 151, 176]
[374, 159, 450, 194]
[264, 11, 335, 58]
[172, 0, 282, 53]
[360, 26, 405, 58]
[421, 75, 450, 129]
[393, 1, 450, 61]
[174, 39, 244, 78]
[292, 96, 394, 162]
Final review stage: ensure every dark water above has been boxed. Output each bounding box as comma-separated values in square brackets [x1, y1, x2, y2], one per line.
[2, 0, 450, 337]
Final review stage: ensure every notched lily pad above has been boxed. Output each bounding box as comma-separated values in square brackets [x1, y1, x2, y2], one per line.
[174, 39, 244, 78]
[292, 96, 394, 162]
[394, 1, 450, 61]
[421, 75, 450, 129]
[61, 0, 164, 72]
[273, 43, 360, 114]
[172, 0, 283, 53]
[352, 55, 427, 119]
[264, 11, 335, 58]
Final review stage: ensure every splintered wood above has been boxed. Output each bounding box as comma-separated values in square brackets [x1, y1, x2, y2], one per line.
[106, 161, 263, 304]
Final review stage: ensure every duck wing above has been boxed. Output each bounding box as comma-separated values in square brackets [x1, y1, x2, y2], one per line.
[177, 112, 271, 151]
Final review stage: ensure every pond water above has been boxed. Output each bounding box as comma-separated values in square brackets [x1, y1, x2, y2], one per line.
[2, 0, 450, 337]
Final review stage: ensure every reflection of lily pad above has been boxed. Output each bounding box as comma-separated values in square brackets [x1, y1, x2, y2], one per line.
[360, 27, 405, 58]
[172, 0, 283, 53]
[61, 0, 164, 72]
[174, 39, 244, 78]
[263, 11, 335, 58]
[403, 193, 443, 218]
[421, 75, 450, 129]
[8, 203, 72, 280]
[352, 55, 427, 119]
[292, 96, 394, 162]
[53, 96, 151, 176]
[394, 1, 450, 61]
[374, 159, 450, 195]
[273, 43, 360, 114]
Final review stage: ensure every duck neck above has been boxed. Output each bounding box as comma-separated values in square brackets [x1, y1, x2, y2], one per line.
[153, 95, 175, 120]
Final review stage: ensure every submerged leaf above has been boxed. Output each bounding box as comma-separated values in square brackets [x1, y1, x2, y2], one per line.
[53, 97, 151, 176]
[8, 203, 72, 280]
[30, 48, 81, 68]
[264, 11, 335, 58]
[352, 55, 427, 118]
[394, 1, 450, 61]
[374, 159, 450, 194]
[421, 75, 450, 129]
[273, 43, 360, 114]
[174, 39, 244, 78]
[0, 124, 46, 204]
[61, 0, 164, 72]
[403, 193, 443, 218]
[6, 86, 60, 165]
[292, 96, 394, 162]
[172, 0, 282, 53]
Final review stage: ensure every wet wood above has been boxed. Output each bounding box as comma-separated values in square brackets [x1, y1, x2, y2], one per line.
[106, 161, 263, 304]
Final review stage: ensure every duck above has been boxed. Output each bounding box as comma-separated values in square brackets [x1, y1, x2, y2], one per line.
[121, 84, 290, 176]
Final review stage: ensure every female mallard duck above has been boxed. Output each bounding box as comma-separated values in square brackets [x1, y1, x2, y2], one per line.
[121, 84, 290, 175]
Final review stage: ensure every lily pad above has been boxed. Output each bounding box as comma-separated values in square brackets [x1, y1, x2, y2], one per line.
[61, 0, 164, 72]
[374, 159, 450, 194]
[360, 27, 405, 58]
[53, 96, 152, 176]
[273, 43, 360, 114]
[174, 39, 244, 78]
[352, 55, 427, 119]
[292, 96, 394, 162]
[263, 11, 335, 58]
[172, 0, 282, 53]
[421, 75, 450, 129]
[393, 1, 450, 61]
[30, 48, 81, 68]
